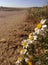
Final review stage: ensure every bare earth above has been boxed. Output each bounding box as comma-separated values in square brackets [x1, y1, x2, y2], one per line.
[0, 10, 28, 39]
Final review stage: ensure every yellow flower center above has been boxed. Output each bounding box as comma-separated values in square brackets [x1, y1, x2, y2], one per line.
[18, 57, 22, 61]
[21, 49, 26, 53]
[23, 42, 27, 46]
[29, 33, 33, 36]
[28, 61, 32, 65]
[36, 23, 42, 29]
[29, 36, 34, 40]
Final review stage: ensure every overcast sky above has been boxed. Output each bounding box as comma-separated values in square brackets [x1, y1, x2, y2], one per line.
[0, 0, 48, 7]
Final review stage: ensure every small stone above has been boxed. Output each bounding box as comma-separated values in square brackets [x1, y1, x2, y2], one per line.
[0, 38, 6, 43]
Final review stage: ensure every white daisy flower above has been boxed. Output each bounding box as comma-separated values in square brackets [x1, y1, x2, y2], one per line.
[22, 40, 29, 48]
[27, 32, 37, 44]
[20, 49, 27, 54]
[35, 20, 47, 34]
[16, 57, 22, 64]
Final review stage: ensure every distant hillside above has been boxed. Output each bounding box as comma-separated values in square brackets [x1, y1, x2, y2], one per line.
[0, 6, 26, 11]
[0, 6, 48, 11]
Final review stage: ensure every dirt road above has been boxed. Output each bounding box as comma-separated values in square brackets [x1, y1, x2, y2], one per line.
[0, 10, 27, 39]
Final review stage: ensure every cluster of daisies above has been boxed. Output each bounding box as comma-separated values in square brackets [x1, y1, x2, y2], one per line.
[16, 19, 47, 65]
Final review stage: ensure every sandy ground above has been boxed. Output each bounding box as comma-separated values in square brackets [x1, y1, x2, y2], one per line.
[0, 10, 28, 39]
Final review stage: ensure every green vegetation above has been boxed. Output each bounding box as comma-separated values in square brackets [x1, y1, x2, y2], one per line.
[27, 6, 48, 21]
[26, 6, 48, 65]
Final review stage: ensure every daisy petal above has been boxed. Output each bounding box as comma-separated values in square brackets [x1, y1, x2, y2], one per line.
[40, 19, 46, 24]
[41, 25, 47, 30]
[33, 35, 37, 40]
[20, 49, 27, 54]
[27, 39, 33, 44]
[35, 28, 41, 34]
[42, 25, 47, 28]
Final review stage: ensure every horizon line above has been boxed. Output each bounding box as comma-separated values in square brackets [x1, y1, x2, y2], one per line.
[0, 5, 44, 8]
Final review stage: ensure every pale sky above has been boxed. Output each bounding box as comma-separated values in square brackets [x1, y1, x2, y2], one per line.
[0, 0, 48, 7]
